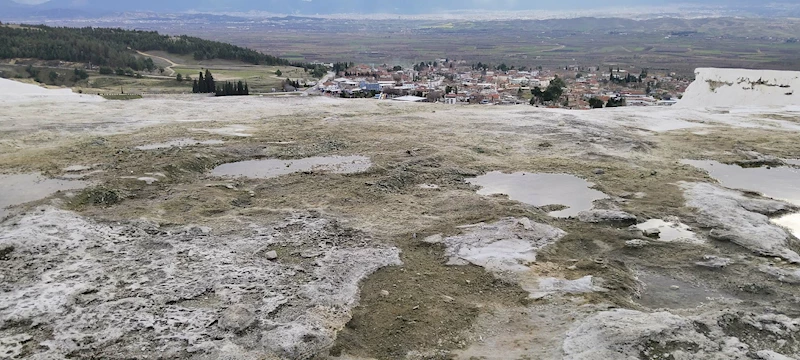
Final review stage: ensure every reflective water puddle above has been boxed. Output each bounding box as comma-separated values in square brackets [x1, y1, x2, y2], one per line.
[212, 156, 372, 179]
[683, 160, 800, 236]
[466, 172, 608, 217]
[634, 219, 700, 244]
[0, 173, 88, 218]
[136, 138, 224, 150]
[774, 213, 800, 239]
[682, 160, 800, 204]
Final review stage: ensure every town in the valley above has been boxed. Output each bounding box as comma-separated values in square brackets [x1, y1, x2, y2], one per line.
[310, 60, 686, 107]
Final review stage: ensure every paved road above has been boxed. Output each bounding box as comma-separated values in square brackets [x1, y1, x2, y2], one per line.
[306, 71, 334, 95]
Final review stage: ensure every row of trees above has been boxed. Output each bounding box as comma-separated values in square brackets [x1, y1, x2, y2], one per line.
[18, 65, 89, 86]
[192, 70, 217, 93]
[588, 97, 627, 108]
[0, 25, 293, 71]
[332, 62, 354, 74]
[190, 70, 248, 96]
[609, 67, 648, 84]
[99, 66, 144, 78]
[214, 81, 249, 97]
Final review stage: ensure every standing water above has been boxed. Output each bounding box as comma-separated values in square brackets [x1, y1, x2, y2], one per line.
[0, 173, 88, 219]
[683, 160, 800, 236]
[682, 160, 800, 204]
[466, 172, 608, 217]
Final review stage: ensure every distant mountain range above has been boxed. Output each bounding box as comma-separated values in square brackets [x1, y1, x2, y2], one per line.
[1, 0, 797, 19]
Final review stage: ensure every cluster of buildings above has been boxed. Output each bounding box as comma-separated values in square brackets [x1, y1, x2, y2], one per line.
[313, 60, 690, 108]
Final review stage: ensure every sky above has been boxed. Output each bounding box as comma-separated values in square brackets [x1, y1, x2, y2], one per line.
[8, 0, 759, 13]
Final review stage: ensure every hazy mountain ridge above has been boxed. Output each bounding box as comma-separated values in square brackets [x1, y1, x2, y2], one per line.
[2, 0, 799, 19]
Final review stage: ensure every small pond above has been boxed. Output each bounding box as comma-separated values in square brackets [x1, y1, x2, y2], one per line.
[466, 172, 608, 217]
[0, 173, 88, 218]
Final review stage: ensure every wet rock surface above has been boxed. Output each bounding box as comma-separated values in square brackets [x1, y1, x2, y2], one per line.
[576, 209, 637, 225]
[563, 309, 800, 360]
[681, 182, 800, 262]
[439, 218, 566, 272]
[0, 208, 400, 359]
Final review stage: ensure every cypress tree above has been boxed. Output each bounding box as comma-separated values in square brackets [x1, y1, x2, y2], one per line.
[198, 72, 206, 93]
[192, 79, 198, 93]
[244, 82, 249, 95]
[205, 70, 215, 94]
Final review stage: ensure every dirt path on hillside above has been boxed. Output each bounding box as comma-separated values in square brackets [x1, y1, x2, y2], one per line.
[136, 50, 178, 76]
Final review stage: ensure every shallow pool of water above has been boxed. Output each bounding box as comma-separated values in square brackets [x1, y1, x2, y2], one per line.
[212, 156, 372, 179]
[0, 173, 88, 219]
[466, 172, 608, 217]
[682, 160, 800, 205]
[774, 213, 800, 239]
[635, 219, 700, 244]
[136, 138, 224, 150]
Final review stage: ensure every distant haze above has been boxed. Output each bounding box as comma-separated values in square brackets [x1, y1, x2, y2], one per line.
[4, 0, 769, 14]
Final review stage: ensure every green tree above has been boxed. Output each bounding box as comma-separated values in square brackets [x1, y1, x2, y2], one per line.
[588, 98, 604, 108]
[115, 68, 125, 76]
[540, 77, 566, 103]
[198, 72, 206, 93]
[311, 66, 325, 78]
[192, 80, 199, 93]
[99, 66, 113, 75]
[204, 69, 215, 93]
[73, 68, 89, 80]
[176, 73, 183, 82]
[275, 69, 282, 76]
[531, 86, 544, 104]
[550, 76, 567, 89]
[48, 71, 59, 83]
[25, 65, 39, 78]
[607, 97, 626, 107]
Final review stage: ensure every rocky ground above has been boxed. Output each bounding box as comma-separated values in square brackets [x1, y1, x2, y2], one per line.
[1, 80, 800, 359]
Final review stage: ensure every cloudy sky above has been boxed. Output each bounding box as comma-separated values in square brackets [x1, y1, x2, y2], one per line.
[7, 0, 759, 13]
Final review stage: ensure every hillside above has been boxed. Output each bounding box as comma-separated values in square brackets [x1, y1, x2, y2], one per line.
[0, 24, 292, 71]
[679, 68, 800, 108]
